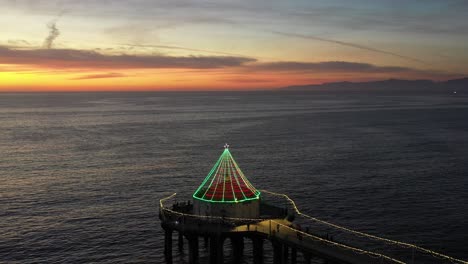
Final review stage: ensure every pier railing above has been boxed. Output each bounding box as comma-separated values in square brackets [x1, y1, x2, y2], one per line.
[262, 190, 468, 264]
[159, 193, 268, 226]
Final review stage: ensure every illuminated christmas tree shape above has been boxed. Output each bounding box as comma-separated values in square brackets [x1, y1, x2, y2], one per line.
[193, 145, 261, 203]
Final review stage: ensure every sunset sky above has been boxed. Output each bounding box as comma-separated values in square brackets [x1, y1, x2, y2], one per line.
[1, 0, 467, 91]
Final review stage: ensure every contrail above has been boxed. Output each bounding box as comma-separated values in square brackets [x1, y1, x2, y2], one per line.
[273, 31, 426, 64]
[43, 21, 60, 49]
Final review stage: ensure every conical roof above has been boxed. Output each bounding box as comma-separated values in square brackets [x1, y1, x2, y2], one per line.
[193, 145, 261, 203]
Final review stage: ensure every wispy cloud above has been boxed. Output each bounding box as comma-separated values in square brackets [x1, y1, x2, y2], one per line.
[7, 39, 31, 46]
[70, 72, 127, 80]
[251, 61, 416, 73]
[122, 43, 251, 58]
[219, 77, 272, 83]
[273, 31, 426, 64]
[0, 46, 256, 69]
[249, 60, 460, 79]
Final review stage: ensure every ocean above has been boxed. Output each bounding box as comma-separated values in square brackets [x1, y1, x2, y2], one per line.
[1, 91, 467, 263]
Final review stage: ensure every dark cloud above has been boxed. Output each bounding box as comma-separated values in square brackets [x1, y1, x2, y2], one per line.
[0, 46, 256, 69]
[70, 72, 127, 80]
[252, 61, 416, 73]
[43, 21, 60, 49]
[273, 31, 426, 64]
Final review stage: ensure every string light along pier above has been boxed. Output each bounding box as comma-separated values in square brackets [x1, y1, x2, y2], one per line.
[159, 144, 468, 264]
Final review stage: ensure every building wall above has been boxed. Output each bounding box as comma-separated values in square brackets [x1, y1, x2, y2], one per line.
[193, 198, 260, 219]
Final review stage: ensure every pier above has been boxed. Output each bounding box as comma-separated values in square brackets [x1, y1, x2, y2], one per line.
[159, 146, 467, 264]
[159, 193, 400, 264]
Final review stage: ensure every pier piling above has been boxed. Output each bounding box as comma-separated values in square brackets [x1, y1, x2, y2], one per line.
[187, 235, 199, 264]
[178, 232, 184, 251]
[291, 247, 297, 264]
[209, 235, 224, 264]
[231, 236, 244, 263]
[204, 236, 209, 249]
[163, 228, 173, 264]
[273, 240, 282, 264]
[253, 237, 264, 264]
[282, 244, 289, 263]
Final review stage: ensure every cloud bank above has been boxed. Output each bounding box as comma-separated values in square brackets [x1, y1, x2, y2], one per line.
[0, 46, 456, 80]
[0, 46, 256, 69]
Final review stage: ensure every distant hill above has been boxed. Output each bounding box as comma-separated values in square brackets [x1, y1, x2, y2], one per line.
[283, 78, 468, 93]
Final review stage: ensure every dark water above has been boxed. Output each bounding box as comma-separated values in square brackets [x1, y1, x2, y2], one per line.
[0, 91, 467, 263]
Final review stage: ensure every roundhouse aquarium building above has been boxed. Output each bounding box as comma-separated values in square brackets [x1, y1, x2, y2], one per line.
[192, 145, 261, 219]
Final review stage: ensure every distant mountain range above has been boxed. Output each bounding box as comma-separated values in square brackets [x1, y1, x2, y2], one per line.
[283, 77, 468, 93]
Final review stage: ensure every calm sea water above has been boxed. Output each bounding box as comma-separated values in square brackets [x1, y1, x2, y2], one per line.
[0, 91, 467, 263]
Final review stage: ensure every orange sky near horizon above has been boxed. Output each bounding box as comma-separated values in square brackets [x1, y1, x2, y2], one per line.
[1, 66, 441, 92]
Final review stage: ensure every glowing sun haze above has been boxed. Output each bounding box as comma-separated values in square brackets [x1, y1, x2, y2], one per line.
[1, 0, 467, 91]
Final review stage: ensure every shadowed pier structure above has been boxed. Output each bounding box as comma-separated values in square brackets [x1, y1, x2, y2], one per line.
[159, 146, 468, 264]
[160, 203, 400, 264]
